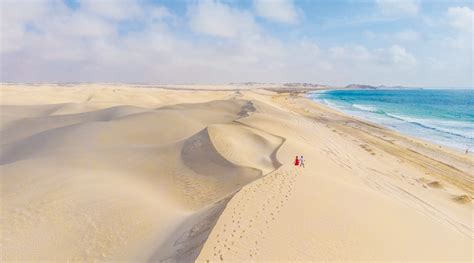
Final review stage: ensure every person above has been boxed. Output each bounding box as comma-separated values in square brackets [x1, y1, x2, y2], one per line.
[294, 156, 299, 166]
[299, 155, 305, 168]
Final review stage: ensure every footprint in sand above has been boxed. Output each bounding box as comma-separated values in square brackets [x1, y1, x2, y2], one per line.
[452, 195, 471, 204]
[426, 181, 443, 188]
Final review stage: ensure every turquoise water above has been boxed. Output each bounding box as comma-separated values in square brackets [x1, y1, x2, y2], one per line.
[309, 89, 474, 151]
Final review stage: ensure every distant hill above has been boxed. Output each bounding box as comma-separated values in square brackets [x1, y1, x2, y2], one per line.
[283, 83, 325, 88]
[345, 84, 378, 89]
[345, 84, 407, 89]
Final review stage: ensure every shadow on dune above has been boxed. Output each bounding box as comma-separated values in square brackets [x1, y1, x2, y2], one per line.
[182, 127, 262, 181]
[149, 101, 285, 262]
[1, 99, 286, 262]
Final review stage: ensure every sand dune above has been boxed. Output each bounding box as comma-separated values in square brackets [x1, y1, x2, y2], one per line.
[1, 93, 284, 261]
[207, 123, 283, 174]
[1, 84, 472, 261]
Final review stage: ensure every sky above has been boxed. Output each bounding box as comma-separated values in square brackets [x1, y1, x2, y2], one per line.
[0, 0, 472, 87]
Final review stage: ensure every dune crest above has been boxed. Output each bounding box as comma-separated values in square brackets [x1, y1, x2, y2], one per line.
[1, 96, 286, 261]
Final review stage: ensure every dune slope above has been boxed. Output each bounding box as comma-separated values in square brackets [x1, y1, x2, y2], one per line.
[1, 98, 284, 261]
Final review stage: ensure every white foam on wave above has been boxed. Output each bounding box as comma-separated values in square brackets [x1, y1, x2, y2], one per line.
[310, 94, 474, 150]
[384, 113, 474, 139]
[322, 99, 344, 109]
[350, 110, 474, 149]
[352, 104, 378, 112]
[307, 90, 328, 99]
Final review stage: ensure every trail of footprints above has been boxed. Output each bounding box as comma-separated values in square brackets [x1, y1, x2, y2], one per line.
[207, 169, 298, 262]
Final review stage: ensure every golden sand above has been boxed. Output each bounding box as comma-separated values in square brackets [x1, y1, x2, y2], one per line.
[1, 84, 472, 261]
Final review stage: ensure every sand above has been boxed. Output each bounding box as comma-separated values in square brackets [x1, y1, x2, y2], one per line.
[1, 84, 472, 262]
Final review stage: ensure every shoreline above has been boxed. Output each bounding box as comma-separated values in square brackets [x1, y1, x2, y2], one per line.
[198, 89, 473, 261]
[305, 89, 473, 154]
[291, 94, 473, 193]
[1, 84, 472, 261]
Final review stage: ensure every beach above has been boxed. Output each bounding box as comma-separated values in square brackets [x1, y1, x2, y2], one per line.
[310, 89, 474, 151]
[1, 84, 472, 261]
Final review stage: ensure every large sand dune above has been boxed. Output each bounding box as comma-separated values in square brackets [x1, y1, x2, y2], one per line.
[1, 92, 284, 261]
[1, 84, 472, 261]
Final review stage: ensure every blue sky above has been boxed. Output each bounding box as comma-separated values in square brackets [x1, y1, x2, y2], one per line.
[1, 0, 472, 87]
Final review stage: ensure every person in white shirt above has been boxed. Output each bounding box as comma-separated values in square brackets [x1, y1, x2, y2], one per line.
[299, 155, 305, 168]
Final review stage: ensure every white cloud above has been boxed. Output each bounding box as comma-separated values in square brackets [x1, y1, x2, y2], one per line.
[254, 0, 299, 24]
[393, 30, 420, 42]
[48, 12, 115, 38]
[188, 0, 259, 38]
[447, 6, 473, 32]
[376, 0, 420, 16]
[364, 30, 420, 43]
[0, 0, 469, 87]
[363, 30, 377, 39]
[0, 0, 52, 53]
[329, 44, 416, 69]
[444, 6, 473, 53]
[330, 45, 371, 62]
[386, 45, 417, 66]
[79, 0, 143, 20]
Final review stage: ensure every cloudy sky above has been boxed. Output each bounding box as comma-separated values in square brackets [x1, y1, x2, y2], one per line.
[1, 0, 472, 87]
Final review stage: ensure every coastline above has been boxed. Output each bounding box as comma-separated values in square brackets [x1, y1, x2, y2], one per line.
[306, 89, 474, 153]
[292, 95, 473, 193]
[1, 84, 472, 261]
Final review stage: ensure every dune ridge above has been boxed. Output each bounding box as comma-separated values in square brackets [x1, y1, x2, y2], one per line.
[1, 94, 286, 261]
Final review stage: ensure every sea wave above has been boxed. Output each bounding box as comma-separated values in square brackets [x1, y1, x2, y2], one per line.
[312, 89, 474, 150]
[320, 99, 341, 109]
[352, 104, 379, 113]
[308, 90, 328, 99]
[347, 103, 473, 140]
[383, 113, 474, 140]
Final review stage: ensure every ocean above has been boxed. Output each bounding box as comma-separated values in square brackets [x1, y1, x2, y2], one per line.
[309, 89, 474, 151]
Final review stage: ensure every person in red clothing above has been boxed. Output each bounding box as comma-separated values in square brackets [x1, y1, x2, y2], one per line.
[294, 156, 299, 166]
